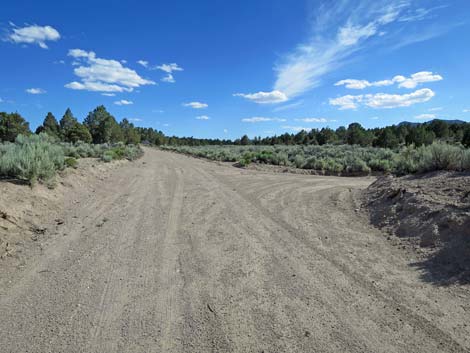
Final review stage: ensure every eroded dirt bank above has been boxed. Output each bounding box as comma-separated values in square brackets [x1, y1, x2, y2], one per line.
[365, 172, 470, 285]
[0, 148, 469, 353]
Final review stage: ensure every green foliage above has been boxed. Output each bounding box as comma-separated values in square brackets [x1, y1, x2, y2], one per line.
[36, 112, 60, 138]
[162, 142, 470, 176]
[0, 112, 31, 142]
[64, 157, 78, 169]
[0, 134, 64, 184]
[84, 105, 123, 144]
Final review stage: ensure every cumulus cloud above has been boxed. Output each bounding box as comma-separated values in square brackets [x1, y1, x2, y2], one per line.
[241, 117, 286, 123]
[294, 118, 328, 123]
[196, 115, 210, 120]
[234, 90, 288, 104]
[65, 49, 155, 93]
[137, 60, 149, 68]
[8, 24, 60, 49]
[183, 101, 208, 109]
[397, 71, 443, 89]
[26, 88, 46, 94]
[415, 113, 436, 120]
[114, 99, 133, 105]
[330, 88, 435, 110]
[335, 71, 442, 90]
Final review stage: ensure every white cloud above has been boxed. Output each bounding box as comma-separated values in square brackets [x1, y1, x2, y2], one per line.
[161, 74, 175, 83]
[415, 113, 436, 120]
[234, 90, 288, 104]
[26, 88, 46, 94]
[397, 71, 443, 89]
[196, 115, 210, 120]
[273, 100, 304, 112]
[137, 60, 149, 68]
[155, 63, 183, 73]
[242, 117, 286, 123]
[282, 125, 312, 132]
[366, 88, 435, 108]
[183, 101, 208, 109]
[101, 93, 116, 97]
[294, 118, 328, 123]
[223, 129, 228, 134]
[8, 24, 60, 49]
[65, 49, 155, 93]
[273, 2, 410, 98]
[335, 71, 442, 90]
[330, 88, 435, 110]
[429, 107, 443, 112]
[114, 99, 133, 105]
[463, 109, 470, 113]
[371, 116, 379, 120]
[329, 95, 363, 110]
[128, 118, 143, 122]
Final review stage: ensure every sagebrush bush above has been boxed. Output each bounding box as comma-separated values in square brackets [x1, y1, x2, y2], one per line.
[162, 142, 470, 176]
[0, 134, 65, 183]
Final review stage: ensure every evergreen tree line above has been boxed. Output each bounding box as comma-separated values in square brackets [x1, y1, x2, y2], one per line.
[1, 105, 470, 148]
[0, 105, 164, 145]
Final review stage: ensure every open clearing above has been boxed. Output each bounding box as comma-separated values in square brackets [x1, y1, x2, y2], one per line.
[0, 147, 469, 353]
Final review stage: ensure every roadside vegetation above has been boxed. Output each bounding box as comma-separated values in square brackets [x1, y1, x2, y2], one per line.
[0, 106, 144, 185]
[162, 142, 470, 176]
[2, 104, 470, 181]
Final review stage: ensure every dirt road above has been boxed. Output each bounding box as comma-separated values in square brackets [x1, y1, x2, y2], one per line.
[0, 148, 469, 353]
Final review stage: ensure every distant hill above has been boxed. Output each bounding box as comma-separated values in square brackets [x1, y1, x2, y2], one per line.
[398, 119, 466, 127]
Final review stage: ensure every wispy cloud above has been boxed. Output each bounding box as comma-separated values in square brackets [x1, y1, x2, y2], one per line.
[196, 115, 210, 120]
[183, 101, 208, 109]
[330, 88, 435, 110]
[294, 118, 328, 123]
[415, 113, 436, 120]
[242, 117, 286, 123]
[273, 1, 414, 99]
[7, 23, 60, 49]
[128, 118, 143, 122]
[155, 63, 183, 73]
[272, 100, 304, 112]
[161, 74, 175, 83]
[429, 107, 443, 112]
[463, 109, 470, 113]
[65, 49, 155, 93]
[282, 125, 313, 132]
[26, 88, 46, 94]
[137, 60, 149, 68]
[233, 90, 288, 104]
[114, 99, 133, 105]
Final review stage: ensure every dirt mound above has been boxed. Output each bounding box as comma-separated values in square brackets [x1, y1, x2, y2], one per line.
[0, 158, 126, 263]
[364, 171, 470, 284]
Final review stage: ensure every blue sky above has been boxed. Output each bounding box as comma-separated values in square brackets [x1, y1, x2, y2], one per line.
[1, 0, 469, 139]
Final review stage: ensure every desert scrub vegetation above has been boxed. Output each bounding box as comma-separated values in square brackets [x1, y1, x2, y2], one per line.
[0, 134, 142, 185]
[161, 142, 470, 176]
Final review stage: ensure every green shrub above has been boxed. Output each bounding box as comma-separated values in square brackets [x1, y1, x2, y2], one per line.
[64, 157, 78, 169]
[0, 134, 64, 184]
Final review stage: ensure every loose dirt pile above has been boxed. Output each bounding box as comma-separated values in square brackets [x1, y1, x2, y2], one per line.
[365, 171, 470, 284]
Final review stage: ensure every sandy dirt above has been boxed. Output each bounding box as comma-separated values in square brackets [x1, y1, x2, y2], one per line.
[0, 147, 469, 353]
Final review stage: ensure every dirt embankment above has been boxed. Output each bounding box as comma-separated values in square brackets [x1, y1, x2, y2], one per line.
[0, 158, 125, 264]
[364, 172, 470, 284]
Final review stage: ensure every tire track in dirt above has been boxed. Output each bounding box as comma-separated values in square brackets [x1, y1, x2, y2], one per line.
[185, 158, 468, 353]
